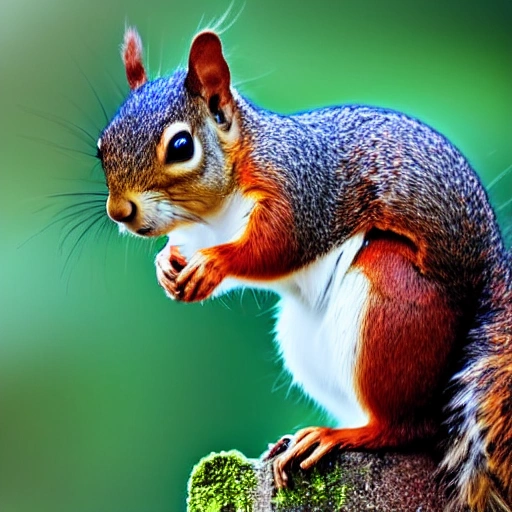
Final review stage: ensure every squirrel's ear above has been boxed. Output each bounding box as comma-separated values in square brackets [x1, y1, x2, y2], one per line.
[186, 31, 232, 111]
[122, 27, 147, 90]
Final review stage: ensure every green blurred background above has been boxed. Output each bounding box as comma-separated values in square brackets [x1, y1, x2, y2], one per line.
[0, 0, 511, 511]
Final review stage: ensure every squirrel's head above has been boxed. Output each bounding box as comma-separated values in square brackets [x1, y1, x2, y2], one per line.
[98, 28, 239, 237]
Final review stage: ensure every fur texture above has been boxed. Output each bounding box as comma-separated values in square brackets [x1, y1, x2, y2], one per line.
[99, 29, 512, 510]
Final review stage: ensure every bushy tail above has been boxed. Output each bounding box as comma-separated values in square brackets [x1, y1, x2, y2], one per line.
[441, 252, 512, 511]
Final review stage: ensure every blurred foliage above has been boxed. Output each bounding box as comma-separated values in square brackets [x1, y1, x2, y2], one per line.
[0, 0, 510, 511]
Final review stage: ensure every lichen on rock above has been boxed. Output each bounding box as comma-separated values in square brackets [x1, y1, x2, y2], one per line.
[273, 462, 350, 511]
[187, 448, 447, 511]
[187, 450, 258, 512]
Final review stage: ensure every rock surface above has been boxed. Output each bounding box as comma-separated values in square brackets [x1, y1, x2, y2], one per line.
[187, 449, 448, 511]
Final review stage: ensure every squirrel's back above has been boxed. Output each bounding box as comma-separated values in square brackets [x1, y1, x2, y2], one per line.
[239, 97, 504, 295]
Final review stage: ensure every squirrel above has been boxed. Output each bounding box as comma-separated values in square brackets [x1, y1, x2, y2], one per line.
[97, 27, 512, 511]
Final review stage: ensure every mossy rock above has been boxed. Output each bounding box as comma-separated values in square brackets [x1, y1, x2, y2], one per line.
[272, 459, 352, 511]
[187, 450, 258, 512]
[187, 448, 447, 511]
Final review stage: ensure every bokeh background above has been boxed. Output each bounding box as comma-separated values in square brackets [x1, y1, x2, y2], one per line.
[1, 0, 511, 511]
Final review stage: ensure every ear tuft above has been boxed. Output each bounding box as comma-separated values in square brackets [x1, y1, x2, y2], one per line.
[186, 31, 232, 108]
[122, 27, 147, 90]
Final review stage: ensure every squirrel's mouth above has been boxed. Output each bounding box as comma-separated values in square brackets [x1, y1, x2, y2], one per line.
[113, 218, 167, 238]
[126, 216, 194, 238]
[129, 223, 172, 238]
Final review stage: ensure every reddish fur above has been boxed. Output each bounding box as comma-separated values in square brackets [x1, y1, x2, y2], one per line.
[122, 28, 147, 90]
[274, 232, 461, 472]
[203, 147, 299, 281]
[174, 147, 298, 302]
[353, 231, 458, 444]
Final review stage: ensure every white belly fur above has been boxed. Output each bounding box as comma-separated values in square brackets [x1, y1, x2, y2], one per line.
[166, 191, 254, 261]
[274, 233, 370, 427]
[163, 192, 369, 426]
[164, 191, 256, 296]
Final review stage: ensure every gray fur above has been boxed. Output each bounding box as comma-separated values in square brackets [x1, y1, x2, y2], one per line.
[100, 62, 511, 510]
[236, 94, 505, 296]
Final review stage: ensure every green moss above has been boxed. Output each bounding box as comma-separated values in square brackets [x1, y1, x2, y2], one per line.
[187, 450, 258, 512]
[273, 463, 349, 511]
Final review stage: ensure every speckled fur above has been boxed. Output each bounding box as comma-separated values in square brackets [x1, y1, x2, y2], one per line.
[234, 95, 503, 296]
[100, 32, 511, 511]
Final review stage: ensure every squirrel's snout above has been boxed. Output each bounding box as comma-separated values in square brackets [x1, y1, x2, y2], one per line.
[106, 196, 137, 224]
[105, 193, 170, 237]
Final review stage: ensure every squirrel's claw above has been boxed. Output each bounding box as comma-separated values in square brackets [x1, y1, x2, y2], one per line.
[156, 245, 188, 300]
[175, 251, 224, 302]
[263, 435, 293, 461]
[272, 427, 339, 489]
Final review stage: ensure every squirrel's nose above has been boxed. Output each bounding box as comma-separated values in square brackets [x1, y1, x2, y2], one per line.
[107, 197, 137, 223]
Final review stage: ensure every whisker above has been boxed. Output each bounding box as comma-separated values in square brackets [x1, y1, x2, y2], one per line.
[156, 33, 163, 79]
[88, 159, 104, 177]
[195, 13, 206, 34]
[233, 68, 276, 89]
[19, 105, 99, 145]
[271, 370, 293, 395]
[81, 40, 127, 101]
[488, 164, 512, 190]
[21, 135, 97, 159]
[63, 95, 104, 134]
[19, 200, 106, 249]
[105, 69, 126, 100]
[239, 287, 246, 307]
[71, 57, 110, 124]
[57, 206, 107, 243]
[497, 196, 512, 212]
[54, 199, 107, 217]
[123, 229, 133, 274]
[210, 2, 233, 32]
[251, 288, 262, 310]
[61, 210, 107, 275]
[217, 295, 232, 310]
[50, 191, 108, 198]
[96, 215, 114, 244]
[208, 1, 244, 35]
[217, 2, 245, 35]
[59, 209, 105, 254]
[98, 216, 116, 270]
[53, 177, 105, 186]
[256, 294, 279, 317]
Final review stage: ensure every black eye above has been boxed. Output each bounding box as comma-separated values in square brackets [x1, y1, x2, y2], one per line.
[165, 131, 194, 164]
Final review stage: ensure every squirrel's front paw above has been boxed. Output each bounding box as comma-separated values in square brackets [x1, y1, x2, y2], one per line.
[175, 251, 224, 302]
[156, 245, 188, 300]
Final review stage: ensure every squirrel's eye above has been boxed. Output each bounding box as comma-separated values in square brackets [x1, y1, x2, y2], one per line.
[166, 131, 194, 164]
